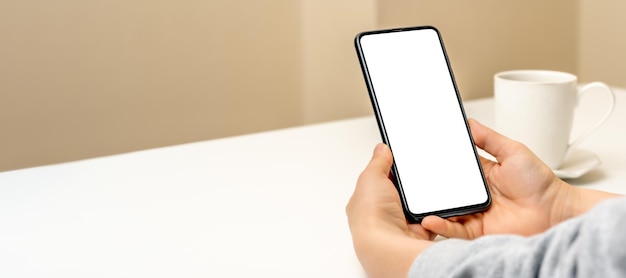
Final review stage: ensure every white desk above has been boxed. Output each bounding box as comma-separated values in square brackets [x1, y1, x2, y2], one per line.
[0, 88, 624, 277]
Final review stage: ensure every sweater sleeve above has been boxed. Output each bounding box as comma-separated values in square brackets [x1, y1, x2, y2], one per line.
[409, 196, 626, 278]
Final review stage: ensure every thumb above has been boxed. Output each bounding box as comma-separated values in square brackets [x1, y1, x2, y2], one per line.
[422, 215, 472, 239]
[364, 143, 394, 177]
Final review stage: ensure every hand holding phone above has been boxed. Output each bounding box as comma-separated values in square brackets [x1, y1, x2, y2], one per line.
[355, 26, 491, 223]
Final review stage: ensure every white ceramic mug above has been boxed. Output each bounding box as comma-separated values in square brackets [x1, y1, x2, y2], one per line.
[494, 70, 615, 169]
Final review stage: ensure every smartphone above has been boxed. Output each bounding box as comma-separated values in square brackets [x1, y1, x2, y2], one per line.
[355, 26, 491, 223]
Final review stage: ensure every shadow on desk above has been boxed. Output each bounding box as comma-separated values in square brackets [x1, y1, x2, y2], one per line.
[564, 168, 606, 186]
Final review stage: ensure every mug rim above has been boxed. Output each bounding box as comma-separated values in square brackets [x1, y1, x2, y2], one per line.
[495, 70, 577, 84]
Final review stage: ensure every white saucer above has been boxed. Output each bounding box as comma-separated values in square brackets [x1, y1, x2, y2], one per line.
[553, 149, 601, 179]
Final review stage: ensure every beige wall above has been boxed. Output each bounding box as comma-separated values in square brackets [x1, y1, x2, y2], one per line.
[0, 1, 624, 172]
[300, 0, 376, 123]
[0, 1, 304, 171]
[377, 0, 578, 100]
[578, 0, 626, 88]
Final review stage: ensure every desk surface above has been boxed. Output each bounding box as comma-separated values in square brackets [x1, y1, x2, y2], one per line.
[0, 88, 624, 277]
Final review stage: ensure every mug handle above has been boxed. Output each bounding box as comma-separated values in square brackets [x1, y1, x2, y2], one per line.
[568, 82, 616, 149]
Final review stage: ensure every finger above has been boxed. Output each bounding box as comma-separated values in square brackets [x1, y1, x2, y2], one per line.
[352, 143, 395, 202]
[421, 215, 471, 239]
[468, 119, 517, 163]
[363, 143, 394, 177]
[349, 144, 392, 213]
[408, 224, 437, 241]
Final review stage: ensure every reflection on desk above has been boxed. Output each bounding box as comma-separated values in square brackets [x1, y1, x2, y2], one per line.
[0, 88, 624, 277]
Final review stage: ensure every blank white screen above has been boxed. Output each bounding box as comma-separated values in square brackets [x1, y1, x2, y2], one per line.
[359, 28, 488, 214]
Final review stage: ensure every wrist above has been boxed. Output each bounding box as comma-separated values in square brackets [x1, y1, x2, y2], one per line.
[550, 179, 579, 225]
[550, 179, 621, 225]
[351, 223, 433, 278]
[571, 187, 621, 217]
[364, 233, 432, 278]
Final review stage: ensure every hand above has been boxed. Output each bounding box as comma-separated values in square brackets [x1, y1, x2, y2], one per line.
[346, 144, 435, 278]
[421, 119, 572, 238]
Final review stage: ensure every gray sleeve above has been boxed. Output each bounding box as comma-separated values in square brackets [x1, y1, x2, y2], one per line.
[409, 197, 626, 278]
